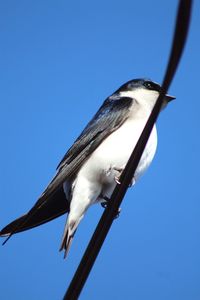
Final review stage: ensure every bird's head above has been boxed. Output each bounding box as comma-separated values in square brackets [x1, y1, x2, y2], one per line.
[115, 78, 175, 111]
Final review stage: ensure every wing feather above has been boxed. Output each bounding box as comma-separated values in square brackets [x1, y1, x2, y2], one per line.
[0, 96, 133, 237]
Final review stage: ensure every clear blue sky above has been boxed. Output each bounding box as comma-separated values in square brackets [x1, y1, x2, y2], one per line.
[0, 1, 200, 299]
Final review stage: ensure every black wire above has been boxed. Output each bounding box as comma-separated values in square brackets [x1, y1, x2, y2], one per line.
[63, 1, 193, 299]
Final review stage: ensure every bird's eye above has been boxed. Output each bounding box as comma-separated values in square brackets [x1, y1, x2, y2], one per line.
[144, 82, 153, 89]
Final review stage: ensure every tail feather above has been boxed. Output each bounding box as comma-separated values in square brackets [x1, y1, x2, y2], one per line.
[59, 217, 82, 258]
[59, 229, 75, 259]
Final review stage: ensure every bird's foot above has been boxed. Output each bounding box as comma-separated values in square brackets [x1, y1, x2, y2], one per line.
[113, 167, 135, 187]
[100, 195, 121, 219]
[113, 167, 123, 185]
[101, 195, 110, 209]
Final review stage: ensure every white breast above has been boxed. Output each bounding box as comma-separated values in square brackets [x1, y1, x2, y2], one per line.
[78, 117, 157, 186]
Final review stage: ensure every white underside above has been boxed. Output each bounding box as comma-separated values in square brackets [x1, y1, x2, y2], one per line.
[65, 118, 157, 224]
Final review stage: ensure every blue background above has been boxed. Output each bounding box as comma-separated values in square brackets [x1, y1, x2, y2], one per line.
[0, 1, 200, 299]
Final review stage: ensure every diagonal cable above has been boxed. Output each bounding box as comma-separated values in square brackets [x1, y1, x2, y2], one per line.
[64, 0, 193, 299]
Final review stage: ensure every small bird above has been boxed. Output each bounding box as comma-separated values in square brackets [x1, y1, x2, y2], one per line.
[0, 78, 175, 258]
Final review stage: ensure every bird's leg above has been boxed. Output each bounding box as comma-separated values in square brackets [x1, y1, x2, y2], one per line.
[113, 167, 123, 184]
[114, 167, 136, 187]
[100, 194, 121, 219]
[100, 195, 110, 208]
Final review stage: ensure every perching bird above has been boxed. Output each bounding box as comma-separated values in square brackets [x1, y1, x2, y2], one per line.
[0, 78, 175, 258]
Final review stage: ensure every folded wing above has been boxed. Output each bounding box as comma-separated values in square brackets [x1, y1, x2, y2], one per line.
[0, 96, 133, 239]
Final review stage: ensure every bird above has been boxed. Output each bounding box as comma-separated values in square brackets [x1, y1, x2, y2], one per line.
[0, 78, 175, 258]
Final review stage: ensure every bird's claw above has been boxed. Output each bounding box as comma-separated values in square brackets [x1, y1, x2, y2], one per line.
[113, 167, 123, 185]
[115, 176, 121, 185]
[114, 167, 135, 187]
[100, 195, 121, 219]
[101, 202, 107, 209]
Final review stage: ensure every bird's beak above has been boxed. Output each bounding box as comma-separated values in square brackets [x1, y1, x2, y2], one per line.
[165, 94, 176, 102]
